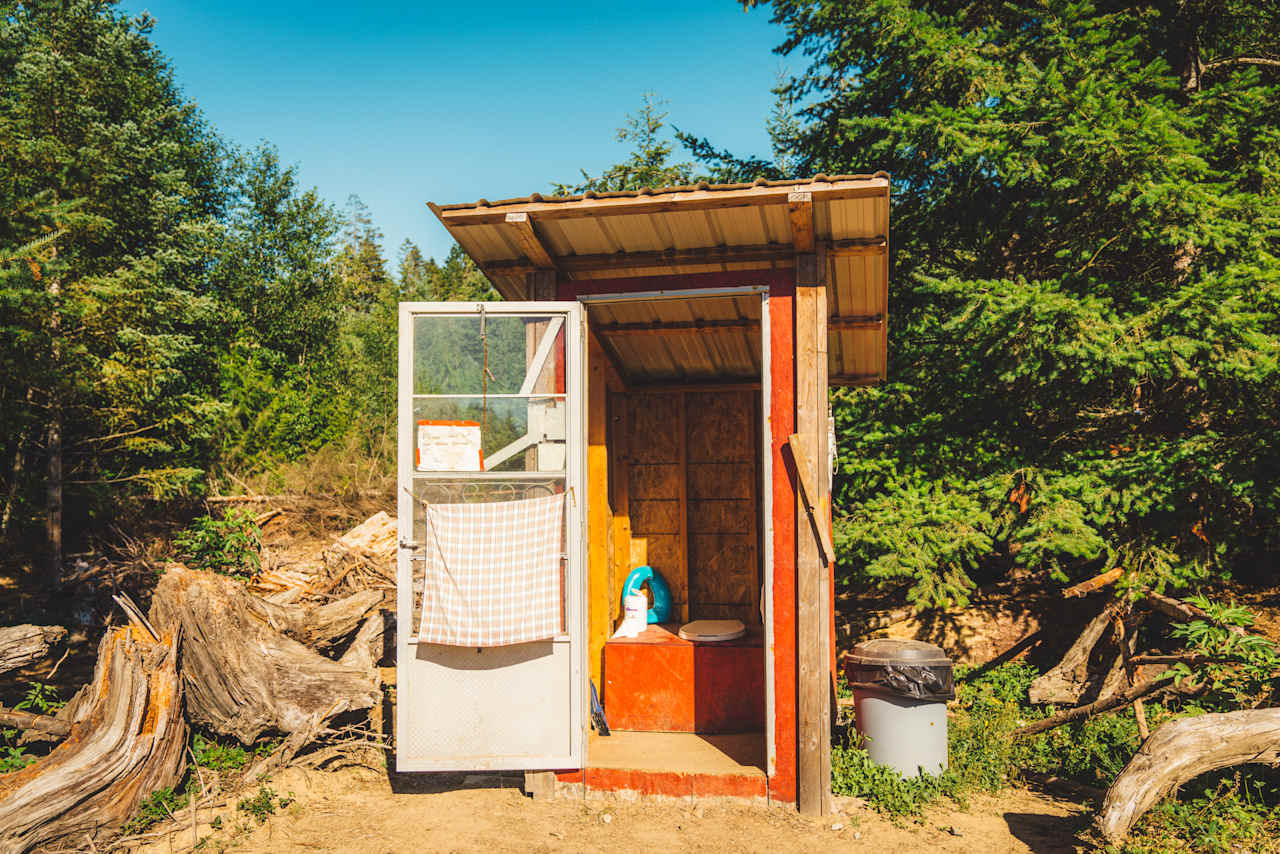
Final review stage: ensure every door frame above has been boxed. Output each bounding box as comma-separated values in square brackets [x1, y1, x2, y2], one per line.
[395, 300, 588, 772]
[577, 286, 774, 774]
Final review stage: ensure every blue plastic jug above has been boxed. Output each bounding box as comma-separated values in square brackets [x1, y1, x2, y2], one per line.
[620, 566, 673, 624]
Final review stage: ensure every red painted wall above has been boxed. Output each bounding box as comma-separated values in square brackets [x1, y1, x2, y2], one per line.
[603, 626, 765, 733]
[769, 280, 797, 804]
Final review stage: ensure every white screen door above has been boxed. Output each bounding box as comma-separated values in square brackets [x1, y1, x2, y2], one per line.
[395, 301, 586, 771]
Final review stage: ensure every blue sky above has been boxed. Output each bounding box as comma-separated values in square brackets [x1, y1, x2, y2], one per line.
[119, 1, 790, 267]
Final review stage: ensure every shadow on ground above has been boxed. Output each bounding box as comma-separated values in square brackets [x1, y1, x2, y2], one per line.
[1004, 810, 1092, 853]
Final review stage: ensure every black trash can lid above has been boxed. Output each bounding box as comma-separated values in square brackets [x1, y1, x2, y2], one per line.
[848, 637, 950, 667]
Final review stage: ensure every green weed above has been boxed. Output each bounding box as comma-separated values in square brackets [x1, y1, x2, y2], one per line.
[191, 732, 248, 772]
[175, 509, 262, 580]
[14, 681, 63, 714]
[122, 786, 190, 836]
[0, 745, 35, 773]
[236, 786, 291, 824]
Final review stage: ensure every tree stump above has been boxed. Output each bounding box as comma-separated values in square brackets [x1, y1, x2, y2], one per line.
[0, 625, 65, 675]
[0, 624, 185, 854]
[149, 566, 381, 744]
[1096, 708, 1280, 844]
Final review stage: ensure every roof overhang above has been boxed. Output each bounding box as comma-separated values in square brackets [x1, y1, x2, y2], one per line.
[429, 174, 890, 386]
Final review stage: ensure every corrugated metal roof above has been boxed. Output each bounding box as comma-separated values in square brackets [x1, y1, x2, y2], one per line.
[435, 172, 889, 212]
[585, 293, 762, 385]
[429, 174, 890, 385]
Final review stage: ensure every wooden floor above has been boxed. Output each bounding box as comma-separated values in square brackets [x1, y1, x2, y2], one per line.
[587, 730, 765, 776]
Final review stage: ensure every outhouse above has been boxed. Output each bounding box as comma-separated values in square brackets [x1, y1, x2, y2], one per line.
[395, 174, 890, 814]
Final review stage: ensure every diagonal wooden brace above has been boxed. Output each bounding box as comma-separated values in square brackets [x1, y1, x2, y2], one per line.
[787, 433, 835, 565]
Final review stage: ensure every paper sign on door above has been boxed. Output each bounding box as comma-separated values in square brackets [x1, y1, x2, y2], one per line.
[416, 420, 483, 472]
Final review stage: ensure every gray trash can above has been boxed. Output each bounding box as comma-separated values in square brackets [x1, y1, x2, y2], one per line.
[845, 638, 954, 777]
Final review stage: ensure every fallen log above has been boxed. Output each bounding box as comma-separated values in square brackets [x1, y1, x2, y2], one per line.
[1062, 567, 1125, 598]
[0, 622, 186, 854]
[1028, 604, 1116, 704]
[0, 625, 65, 675]
[1096, 708, 1280, 844]
[1016, 674, 1178, 737]
[0, 706, 69, 739]
[149, 566, 380, 744]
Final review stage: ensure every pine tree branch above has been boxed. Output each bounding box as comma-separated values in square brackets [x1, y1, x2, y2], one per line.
[1201, 56, 1280, 74]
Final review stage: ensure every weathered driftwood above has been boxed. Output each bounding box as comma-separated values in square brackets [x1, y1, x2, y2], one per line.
[247, 588, 383, 653]
[0, 625, 65, 675]
[1096, 708, 1280, 844]
[0, 623, 186, 854]
[1028, 604, 1116, 704]
[149, 567, 380, 744]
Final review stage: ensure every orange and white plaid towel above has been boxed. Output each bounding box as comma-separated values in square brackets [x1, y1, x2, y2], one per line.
[416, 492, 564, 647]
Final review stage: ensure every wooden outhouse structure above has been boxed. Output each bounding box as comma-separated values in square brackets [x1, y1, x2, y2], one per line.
[396, 174, 890, 814]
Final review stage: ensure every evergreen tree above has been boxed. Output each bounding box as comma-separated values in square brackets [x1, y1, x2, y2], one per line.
[430, 244, 498, 302]
[213, 144, 341, 369]
[554, 94, 698, 195]
[0, 0, 224, 574]
[736, 0, 1280, 605]
[397, 239, 431, 300]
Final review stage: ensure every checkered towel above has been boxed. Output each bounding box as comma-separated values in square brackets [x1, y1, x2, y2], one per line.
[416, 492, 564, 647]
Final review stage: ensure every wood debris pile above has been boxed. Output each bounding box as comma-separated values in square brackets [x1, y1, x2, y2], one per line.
[0, 558, 391, 853]
[251, 511, 397, 604]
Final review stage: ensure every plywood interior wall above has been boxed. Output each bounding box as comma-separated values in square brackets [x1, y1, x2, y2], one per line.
[586, 329, 763, 689]
[685, 390, 760, 625]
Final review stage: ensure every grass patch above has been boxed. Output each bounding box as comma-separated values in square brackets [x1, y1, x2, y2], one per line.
[835, 660, 1280, 852]
[1120, 771, 1280, 853]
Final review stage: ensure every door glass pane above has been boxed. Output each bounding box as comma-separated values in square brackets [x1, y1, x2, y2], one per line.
[412, 396, 567, 473]
[413, 314, 562, 395]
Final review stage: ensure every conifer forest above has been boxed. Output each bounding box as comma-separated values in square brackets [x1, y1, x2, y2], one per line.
[1, 2, 1279, 852]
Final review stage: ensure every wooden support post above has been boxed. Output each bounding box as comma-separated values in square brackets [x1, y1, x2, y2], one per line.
[526, 269, 556, 302]
[794, 250, 831, 816]
[523, 270, 558, 471]
[587, 333, 612, 690]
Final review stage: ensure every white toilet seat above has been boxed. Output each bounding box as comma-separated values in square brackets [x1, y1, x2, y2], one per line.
[678, 619, 746, 642]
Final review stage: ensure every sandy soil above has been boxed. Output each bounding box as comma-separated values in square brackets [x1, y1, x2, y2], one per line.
[146, 765, 1091, 854]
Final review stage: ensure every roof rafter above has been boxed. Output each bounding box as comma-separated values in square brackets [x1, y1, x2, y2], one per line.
[788, 191, 815, 252]
[504, 212, 556, 269]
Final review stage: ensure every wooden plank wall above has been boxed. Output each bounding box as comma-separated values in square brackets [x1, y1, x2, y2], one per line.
[622, 392, 689, 622]
[686, 390, 760, 625]
[611, 389, 763, 630]
[589, 383, 765, 685]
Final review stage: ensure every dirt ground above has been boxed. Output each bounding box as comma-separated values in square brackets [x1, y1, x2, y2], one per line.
[142, 765, 1090, 854]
